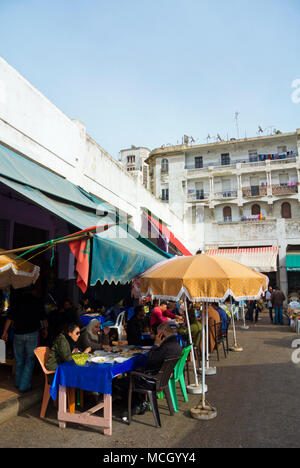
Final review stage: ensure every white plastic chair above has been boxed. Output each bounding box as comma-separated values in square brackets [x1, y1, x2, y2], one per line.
[109, 311, 126, 340]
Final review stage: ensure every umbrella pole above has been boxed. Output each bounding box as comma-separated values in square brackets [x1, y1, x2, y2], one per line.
[229, 297, 243, 352]
[184, 298, 206, 395]
[200, 303, 216, 375]
[241, 305, 249, 330]
[191, 302, 217, 420]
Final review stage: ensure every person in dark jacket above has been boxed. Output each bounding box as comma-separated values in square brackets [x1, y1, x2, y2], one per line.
[144, 322, 182, 374]
[1, 286, 48, 393]
[46, 322, 91, 384]
[126, 305, 153, 346]
[114, 322, 182, 421]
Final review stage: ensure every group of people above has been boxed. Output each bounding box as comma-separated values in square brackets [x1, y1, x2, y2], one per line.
[247, 286, 286, 325]
[1, 283, 288, 413]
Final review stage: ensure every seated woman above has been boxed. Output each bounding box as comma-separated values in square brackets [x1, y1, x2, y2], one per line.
[177, 306, 202, 348]
[78, 319, 111, 352]
[46, 323, 91, 383]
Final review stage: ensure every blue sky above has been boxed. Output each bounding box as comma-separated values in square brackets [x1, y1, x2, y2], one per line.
[1, 0, 300, 159]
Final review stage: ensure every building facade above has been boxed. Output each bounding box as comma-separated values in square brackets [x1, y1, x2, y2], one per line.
[145, 131, 300, 296]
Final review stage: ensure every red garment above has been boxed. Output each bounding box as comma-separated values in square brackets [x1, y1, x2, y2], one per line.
[150, 307, 169, 327]
[163, 309, 176, 320]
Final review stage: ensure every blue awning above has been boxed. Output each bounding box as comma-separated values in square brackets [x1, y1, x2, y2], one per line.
[91, 233, 170, 285]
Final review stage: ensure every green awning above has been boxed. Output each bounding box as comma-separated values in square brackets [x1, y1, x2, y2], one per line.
[0, 143, 110, 212]
[0, 176, 171, 284]
[286, 253, 300, 271]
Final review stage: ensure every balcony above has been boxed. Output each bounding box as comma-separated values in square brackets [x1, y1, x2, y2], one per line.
[242, 186, 267, 197]
[271, 184, 298, 196]
[187, 191, 209, 202]
[215, 190, 238, 199]
[185, 152, 298, 172]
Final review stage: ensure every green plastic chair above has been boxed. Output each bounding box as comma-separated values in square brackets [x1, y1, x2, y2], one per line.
[158, 345, 192, 412]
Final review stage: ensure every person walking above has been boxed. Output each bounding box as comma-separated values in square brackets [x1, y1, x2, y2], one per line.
[272, 286, 286, 325]
[265, 286, 273, 323]
[1, 286, 48, 393]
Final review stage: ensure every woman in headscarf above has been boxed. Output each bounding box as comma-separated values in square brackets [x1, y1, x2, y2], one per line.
[78, 319, 111, 352]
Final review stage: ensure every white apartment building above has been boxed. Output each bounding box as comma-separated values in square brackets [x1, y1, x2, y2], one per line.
[145, 130, 300, 297]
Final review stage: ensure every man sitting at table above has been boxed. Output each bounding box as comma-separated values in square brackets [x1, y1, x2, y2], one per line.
[114, 322, 182, 421]
[126, 305, 153, 346]
[150, 301, 177, 328]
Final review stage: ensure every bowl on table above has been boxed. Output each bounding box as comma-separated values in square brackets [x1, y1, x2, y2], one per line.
[72, 353, 89, 366]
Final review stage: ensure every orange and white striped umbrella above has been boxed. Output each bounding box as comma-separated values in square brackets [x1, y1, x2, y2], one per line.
[0, 250, 40, 289]
[139, 254, 268, 302]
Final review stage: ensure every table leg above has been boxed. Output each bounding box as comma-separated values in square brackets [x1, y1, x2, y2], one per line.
[67, 387, 76, 414]
[103, 393, 112, 436]
[58, 385, 67, 429]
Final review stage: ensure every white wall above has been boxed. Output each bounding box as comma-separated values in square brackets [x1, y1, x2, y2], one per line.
[0, 56, 190, 251]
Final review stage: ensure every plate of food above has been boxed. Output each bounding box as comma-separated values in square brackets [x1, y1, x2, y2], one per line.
[90, 356, 109, 364]
[114, 356, 131, 364]
[93, 350, 108, 357]
[120, 352, 134, 357]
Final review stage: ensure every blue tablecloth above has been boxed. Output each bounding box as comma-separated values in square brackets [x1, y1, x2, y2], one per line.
[49, 352, 148, 401]
[80, 315, 105, 328]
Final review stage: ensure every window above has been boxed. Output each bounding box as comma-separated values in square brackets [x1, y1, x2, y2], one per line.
[223, 206, 232, 222]
[221, 153, 230, 166]
[278, 146, 287, 154]
[127, 155, 135, 164]
[249, 150, 258, 162]
[281, 202, 291, 219]
[251, 204, 261, 215]
[250, 176, 259, 196]
[195, 156, 203, 168]
[279, 174, 288, 186]
[161, 159, 169, 173]
[161, 188, 169, 201]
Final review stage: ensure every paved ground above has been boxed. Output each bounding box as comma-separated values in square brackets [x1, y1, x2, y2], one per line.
[0, 314, 299, 448]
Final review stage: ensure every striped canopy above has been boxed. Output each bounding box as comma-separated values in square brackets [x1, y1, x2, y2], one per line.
[139, 254, 268, 302]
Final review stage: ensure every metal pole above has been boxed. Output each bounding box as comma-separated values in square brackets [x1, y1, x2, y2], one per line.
[184, 298, 199, 387]
[206, 303, 209, 370]
[202, 303, 206, 407]
[231, 297, 238, 346]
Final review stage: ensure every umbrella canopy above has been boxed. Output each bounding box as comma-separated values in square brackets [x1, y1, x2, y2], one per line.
[0, 250, 40, 289]
[140, 254, 268, 302]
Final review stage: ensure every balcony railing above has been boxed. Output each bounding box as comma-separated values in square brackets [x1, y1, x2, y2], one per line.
[187, 191, 209, 201]
[271, 184, 298, 196]
[185, 152, 298, 171]
[242, 186, 267, 197]
[215, 190, 238, 199]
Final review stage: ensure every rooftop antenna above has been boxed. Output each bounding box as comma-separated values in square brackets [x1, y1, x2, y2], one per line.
[257, 125, 264, 135]
[234, 112, 240, 139]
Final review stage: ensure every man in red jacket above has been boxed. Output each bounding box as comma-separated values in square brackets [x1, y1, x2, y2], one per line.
[150, 301, 177, 328]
